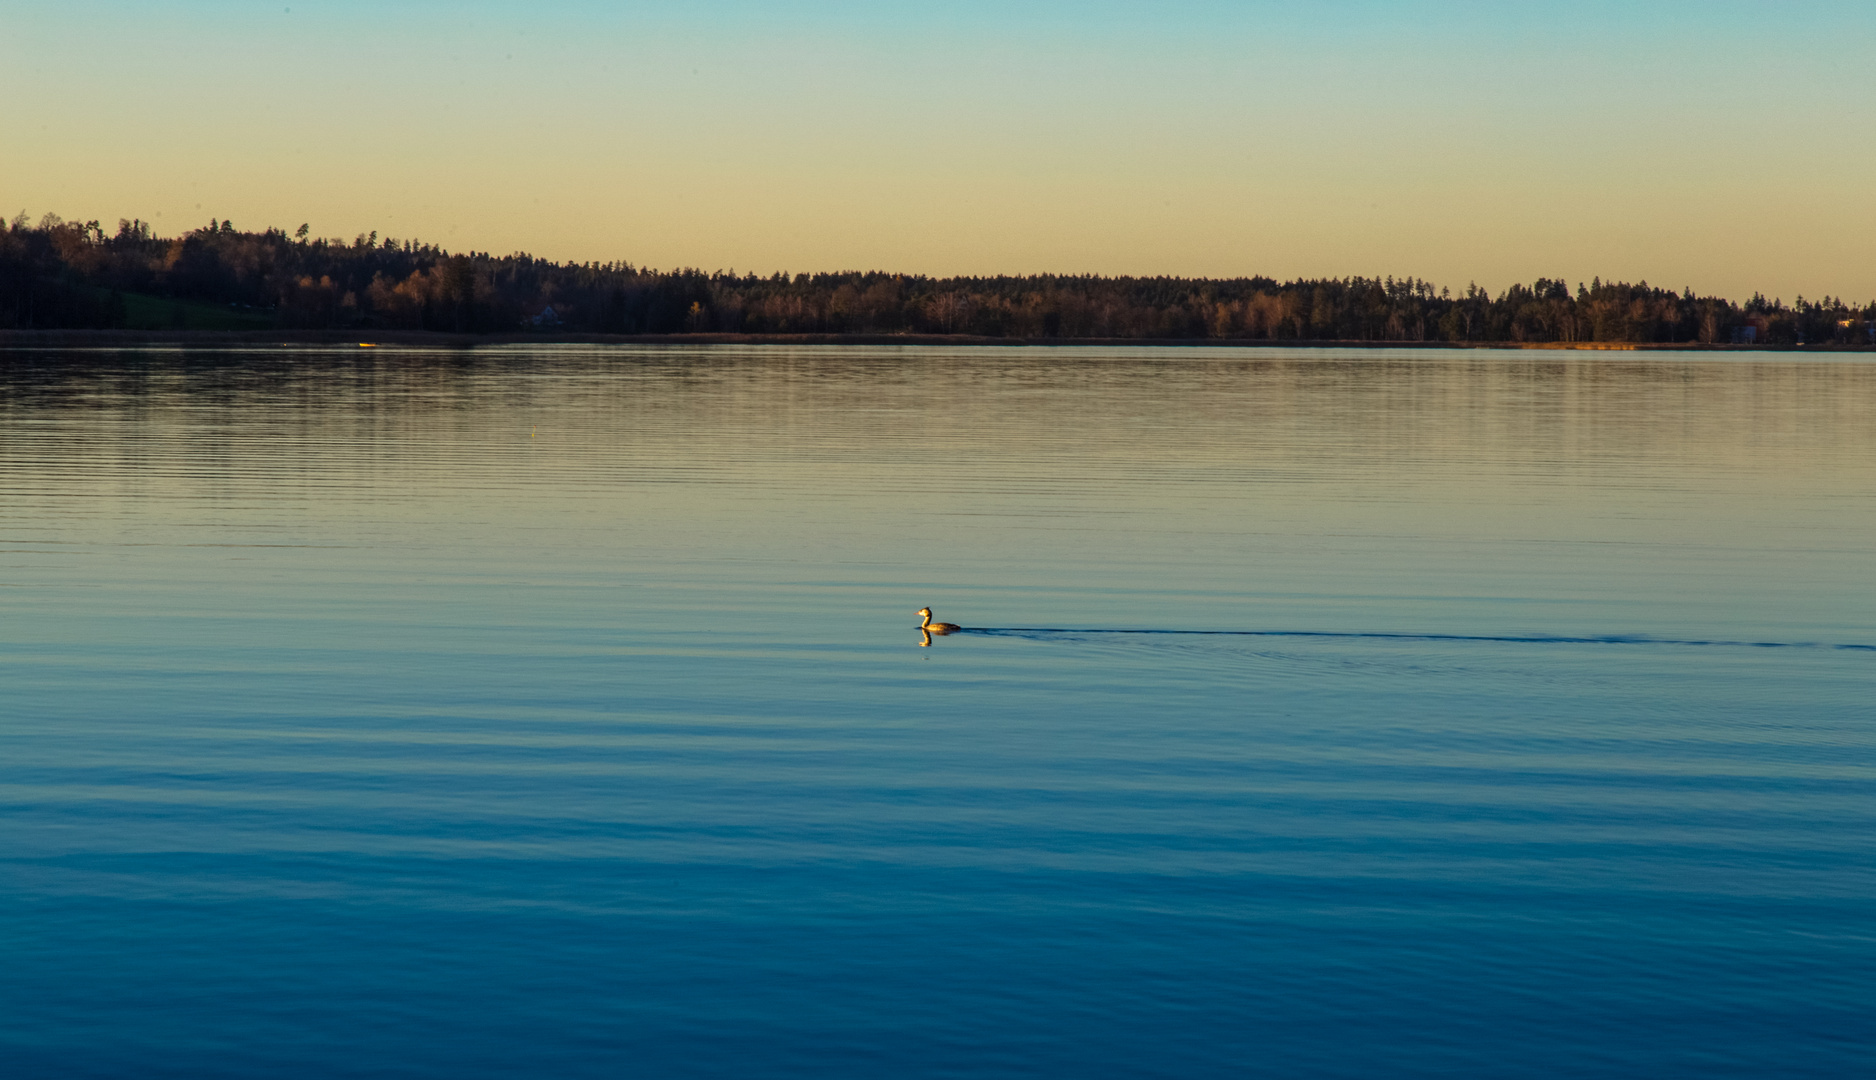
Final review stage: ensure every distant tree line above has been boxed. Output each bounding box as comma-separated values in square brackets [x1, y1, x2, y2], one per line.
[3, 212, 1872, 345]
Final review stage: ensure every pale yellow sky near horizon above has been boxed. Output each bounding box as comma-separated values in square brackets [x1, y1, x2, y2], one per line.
[6, 1, 1873, 301]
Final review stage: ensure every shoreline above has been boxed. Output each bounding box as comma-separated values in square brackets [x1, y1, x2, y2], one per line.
[0, 329, 1868, 352]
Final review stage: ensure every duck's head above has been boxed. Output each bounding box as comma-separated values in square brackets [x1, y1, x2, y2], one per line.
[917, 607, 933, 620]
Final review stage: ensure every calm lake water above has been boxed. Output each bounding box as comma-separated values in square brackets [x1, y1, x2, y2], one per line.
[3, 345, 1873, 1078]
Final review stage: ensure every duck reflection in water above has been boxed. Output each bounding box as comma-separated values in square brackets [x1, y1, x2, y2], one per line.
[917, 607, 962, 646]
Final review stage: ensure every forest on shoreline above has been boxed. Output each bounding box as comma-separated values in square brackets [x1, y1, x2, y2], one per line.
[4, 213, 1872, 345]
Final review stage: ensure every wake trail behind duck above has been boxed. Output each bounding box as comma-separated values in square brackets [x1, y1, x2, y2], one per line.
[960, 628, 1876, 652]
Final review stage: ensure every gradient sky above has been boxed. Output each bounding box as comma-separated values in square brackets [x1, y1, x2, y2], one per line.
[5, 1, 1873, 299]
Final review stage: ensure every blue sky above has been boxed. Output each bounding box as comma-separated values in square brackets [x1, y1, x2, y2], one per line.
[6, 1, 1872, 297]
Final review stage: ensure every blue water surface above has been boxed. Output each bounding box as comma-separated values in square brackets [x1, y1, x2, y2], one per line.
[2, 346, 1873, 1077]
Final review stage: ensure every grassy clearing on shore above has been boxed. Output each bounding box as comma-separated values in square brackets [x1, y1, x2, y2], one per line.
[113, 290, 275, 331]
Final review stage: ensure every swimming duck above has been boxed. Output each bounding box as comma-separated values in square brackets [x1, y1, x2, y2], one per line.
[917, 607, 961, 634]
